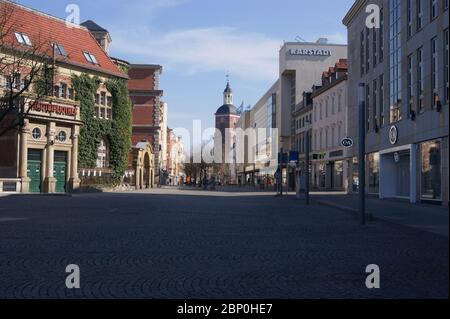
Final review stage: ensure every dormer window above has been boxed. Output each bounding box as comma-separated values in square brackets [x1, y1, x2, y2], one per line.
[14, 32, 32, 46]
[53, 43, 66, 57]
[83, 52, 98, 64]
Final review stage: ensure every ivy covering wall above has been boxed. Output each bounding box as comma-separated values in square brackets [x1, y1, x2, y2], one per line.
[106, 78, 132, 183]
[72, 73, 132, 185]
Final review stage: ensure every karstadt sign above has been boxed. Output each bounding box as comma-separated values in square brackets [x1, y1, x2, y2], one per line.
[288, 48, 331, 56]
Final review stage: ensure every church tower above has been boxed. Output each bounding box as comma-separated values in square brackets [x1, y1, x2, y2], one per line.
[214, 78, 240, 184]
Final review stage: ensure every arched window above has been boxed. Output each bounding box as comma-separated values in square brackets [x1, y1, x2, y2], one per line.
[96, 138, 109, 168]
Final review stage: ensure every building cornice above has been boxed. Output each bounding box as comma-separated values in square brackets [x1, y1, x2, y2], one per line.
[311, 75, 348, 99]
[343, 0, 367, 27]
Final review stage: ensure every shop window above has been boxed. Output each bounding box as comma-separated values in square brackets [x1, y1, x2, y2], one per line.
[368, 153, 380, 194]
[421, 140, 441, 200]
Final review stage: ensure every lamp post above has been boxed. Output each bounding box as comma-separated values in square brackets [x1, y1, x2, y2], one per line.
[305, 126, 310, 205]
[358, 83, 366, 225]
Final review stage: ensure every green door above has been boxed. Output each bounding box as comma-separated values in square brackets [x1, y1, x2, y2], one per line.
[27, 149, 42, 193]
[54, 151, 67, 193]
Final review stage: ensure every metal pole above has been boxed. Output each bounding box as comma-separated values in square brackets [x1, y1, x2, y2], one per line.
[358, 83, 366, 225]
[305, 129, 310, 205]
[279, 148, 283, 196]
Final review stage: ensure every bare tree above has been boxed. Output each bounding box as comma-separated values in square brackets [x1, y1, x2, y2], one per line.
[0, 1, 52, 137]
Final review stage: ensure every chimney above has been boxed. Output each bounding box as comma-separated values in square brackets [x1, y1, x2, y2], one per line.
[81, 20, 112, 54]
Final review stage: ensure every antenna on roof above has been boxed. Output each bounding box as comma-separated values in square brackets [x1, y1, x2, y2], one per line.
[295, 35, 306, 43]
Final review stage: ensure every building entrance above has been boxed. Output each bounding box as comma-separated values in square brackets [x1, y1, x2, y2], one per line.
[27, 149, 42, 193]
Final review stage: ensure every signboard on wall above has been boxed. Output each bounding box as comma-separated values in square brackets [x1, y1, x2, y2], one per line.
[288, 48, 332, 57]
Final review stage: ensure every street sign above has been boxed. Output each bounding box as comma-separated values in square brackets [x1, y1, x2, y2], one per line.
[289, 151, 299, 162]
[341, 137, 354, 148]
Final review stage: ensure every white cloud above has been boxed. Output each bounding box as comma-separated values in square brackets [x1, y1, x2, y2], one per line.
[110, 26, 280, 82]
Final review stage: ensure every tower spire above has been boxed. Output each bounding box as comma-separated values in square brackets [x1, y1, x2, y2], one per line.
[223, 73, 233, 105]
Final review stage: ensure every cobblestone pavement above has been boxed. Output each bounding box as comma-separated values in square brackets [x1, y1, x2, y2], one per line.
[0, 189, 448, 299]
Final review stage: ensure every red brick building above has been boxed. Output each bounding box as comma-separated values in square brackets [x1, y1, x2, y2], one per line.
[128, 64, 164, 180]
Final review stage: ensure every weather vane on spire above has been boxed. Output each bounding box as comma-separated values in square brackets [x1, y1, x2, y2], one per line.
[226, 71, 230, 83]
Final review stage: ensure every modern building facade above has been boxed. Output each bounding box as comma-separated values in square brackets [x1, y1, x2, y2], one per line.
[236, 80, 279, 187]
[311, 59, 351, 191]
[344, 0, 449, 205]
[0, 1, 128, 193]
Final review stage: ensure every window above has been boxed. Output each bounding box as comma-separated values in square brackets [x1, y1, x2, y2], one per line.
[96, 139, 109, 168]
[32, 128, 41, 140]
[53, 43, 66, 56]
[5, 73, 21, 90]
[331, 96, 335, 115]
[407, 0, 413, 37]
[325, 99, 329, 118]
[107, 96, 112, 107]
[368, 153, 380, 194]
[83, 52, 98, 64]
[417, 47, 424, 113]
[95, 94, 100, 105]
[379, 75, 384, 126]
[60, 83, 67, 99]
[360, 30, 365, 76]
[53, 85, 60, 98]
[408, 54, 414, 116]
[431, 0, 437, 20]
[389, 0, 402, 123]
[14, 32, 32, 46]
[417, 0, 423, 30]
[100, 92, 106, 105]
[320, 102, 323, 120]
[338, 94, 342, 112]
[445, 29, 449, 103]
[56, 131, 67, 142]
[319, 130, 323, 149]
[431, 37, 438, 108]
[366, 84, 370, 131]
[331, 126, 335, 147]
[379, 8, 384, 62]
[421, 140, 441, 200]
[338, 124, 342, 143]
[365, 28, 370, 71]
[68, 87, 74, 100]
[372, 28, 377, 67]
[325, 127, 329, 149]
[373, 79, 378, 129]
[100, 108, 106, 119]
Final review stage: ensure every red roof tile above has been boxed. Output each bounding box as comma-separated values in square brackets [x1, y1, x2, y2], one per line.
[1, 1, 127, 79]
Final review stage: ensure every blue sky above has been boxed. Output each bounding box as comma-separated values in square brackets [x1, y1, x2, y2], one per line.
[17, 0, 354, 131]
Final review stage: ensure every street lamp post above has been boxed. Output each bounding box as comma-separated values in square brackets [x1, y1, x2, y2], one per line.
[358, 83, 366, 225]
[305, 128, 310, 205]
